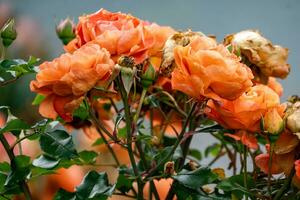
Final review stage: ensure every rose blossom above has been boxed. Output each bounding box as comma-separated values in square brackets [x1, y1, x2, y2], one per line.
[171, 34, 254, 101]
[30, 43, 114, 121]
[205, 85, 283, 132]
[65, 9, 175, 64]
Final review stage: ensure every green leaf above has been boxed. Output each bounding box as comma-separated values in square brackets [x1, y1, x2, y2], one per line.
[75, 171, 115, 200]
[0, 57, 39, 78]
[39, 130, 78, 159]
[115, 167, 134, 193]
[32, 94, 45, 105]
[173, 181, 230, 200]
[92, 138, 104, 146]
[30, 166, 56, 178]
[0, 173, 7, 192]
[0, 106, 31, 137]
[32, 155, 60, 169]
[54, 189, 76, 200]
[5, 155, 31, 187]
[204, 143, 221, 157]
[117, 126, 127, 139]
[73, 100, 89, 120]
[173, 168, 218, 190]
[188, 149, 202, 160]
[162, 135, 177, 146]
[0, 162, 10, 173]
[217, 174, 254, 199]
[0, 118, 31, 135]
[79, 150, 98, 164]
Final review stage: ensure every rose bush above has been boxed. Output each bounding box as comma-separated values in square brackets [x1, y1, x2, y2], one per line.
[0, 8, 299, 200]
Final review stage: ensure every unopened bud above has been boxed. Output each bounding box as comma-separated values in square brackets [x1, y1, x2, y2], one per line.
[56, 18, 76, 45]
[263, 108, 284, 135]
[1, 18, 17, 47]
[164, 161, 176, 175]
[141, 63, 156, 88]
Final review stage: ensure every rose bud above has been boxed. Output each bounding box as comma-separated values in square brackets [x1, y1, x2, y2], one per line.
[224, 30, 290, 79]
[56, 18, 76, 45]
[262, 107, 284, 135]
[1, 18, 17, 47]
[141, 62, 156, 88]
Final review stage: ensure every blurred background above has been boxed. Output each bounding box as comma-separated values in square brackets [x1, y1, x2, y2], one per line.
[0, 1, 299, 199]
[0, 0, 300, 122]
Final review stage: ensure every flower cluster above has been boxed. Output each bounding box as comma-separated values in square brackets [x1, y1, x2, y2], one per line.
[28, 8, 298, 199]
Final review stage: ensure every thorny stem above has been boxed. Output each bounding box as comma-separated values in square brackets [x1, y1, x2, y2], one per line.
[117, 76, 144, 200]
[0, 134, 32, 200]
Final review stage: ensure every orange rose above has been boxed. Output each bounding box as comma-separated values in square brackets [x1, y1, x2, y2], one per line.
[171, 35, 253, 101]
[206, 85, 282, 132]
[65, 9, 175, 64]
[30, 43, 114, 121]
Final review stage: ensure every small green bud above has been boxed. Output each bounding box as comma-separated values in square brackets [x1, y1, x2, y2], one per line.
[1, 18, 17, 47]
[56, 18, 76, 45]
[141, 63, 156, 88]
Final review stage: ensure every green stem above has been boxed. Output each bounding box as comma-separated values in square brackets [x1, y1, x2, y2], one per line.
[89, 109, 120, 166]
[268, 143, 274, 196]
[145, 103, 196, 179]
[117, 76, 144, 200]
[134, 91, 160, 200]
[150, 181, 160, 200]
[0, 77, 18, 87]
[0, 134, 32, 200]
[134, 88, 147, 123]
[10, 132, 38, 151]
[150, 108, 154, 136]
